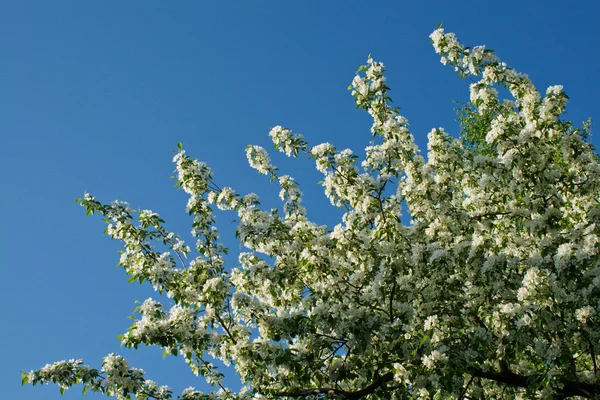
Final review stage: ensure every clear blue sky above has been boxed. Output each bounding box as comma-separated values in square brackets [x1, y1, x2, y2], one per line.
[2, 2, 598, 399]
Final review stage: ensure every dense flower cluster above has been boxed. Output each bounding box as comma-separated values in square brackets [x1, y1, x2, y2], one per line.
[25, 356, 172, 399]
[25, 27, 599, 399]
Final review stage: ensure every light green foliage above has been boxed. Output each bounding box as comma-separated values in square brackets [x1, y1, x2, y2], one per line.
[456, 102, 498, 157]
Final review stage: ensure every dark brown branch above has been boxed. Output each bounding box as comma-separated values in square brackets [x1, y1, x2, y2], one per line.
[470, 211, 512, 221]
[215, 314, 237, 345]
[322, 340, 348, 364]
[313, 332, 346, 342]
[587, 337, 598, 377]
[272, 371, 394, 399]
[471, 365, 600, 398]
[469, 313, 498, 341]
[458, 375, 474, 400]
[389, 278, 396, 322]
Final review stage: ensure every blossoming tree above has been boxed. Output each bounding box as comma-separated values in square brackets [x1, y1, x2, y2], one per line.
[24, 27, 599, 399]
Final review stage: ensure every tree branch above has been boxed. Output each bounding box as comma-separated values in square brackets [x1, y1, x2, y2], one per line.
[471, 365, 600, 398]
[458, 375, 474, 400]
[587, 337, 598, 378]
[272, 371, 394, 399]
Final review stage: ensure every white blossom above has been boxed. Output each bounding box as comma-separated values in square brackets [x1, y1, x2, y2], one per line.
[29, 27, 600, 400]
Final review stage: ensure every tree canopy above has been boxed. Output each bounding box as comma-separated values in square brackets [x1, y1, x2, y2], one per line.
[24, 27, 599, 399]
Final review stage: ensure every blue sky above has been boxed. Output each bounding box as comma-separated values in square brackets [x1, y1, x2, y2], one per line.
[2, 1, 599, 399]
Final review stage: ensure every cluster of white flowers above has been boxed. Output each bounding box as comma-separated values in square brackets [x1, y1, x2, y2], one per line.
[173, 150, 212, 195]
[102, 354, 144, 395]
[24, 356, 174, 399]
[277, 175, 305, 217]
[246, 145, 273, 175]
[517, 267, 544, 301]
[28, 28, 600, 400]
[424, 315, 439, 331]
[208, 186, 239, 210]
[575, 305, 595, 324]
[268, 125, 306, 157]
[350, 57, 386, 100]
[310, 142, 335, 174]
[470, 82, 499, 111]
[28, 359, 84, 390]
[422, 349, 449, 370]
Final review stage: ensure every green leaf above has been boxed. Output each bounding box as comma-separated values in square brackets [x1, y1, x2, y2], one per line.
[82, 386, 89, 396]
[21, 371, 29, 386]
[437, 21, 443, 29]
[60, 387, 65, 395]
[177, 142, 182, 149]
